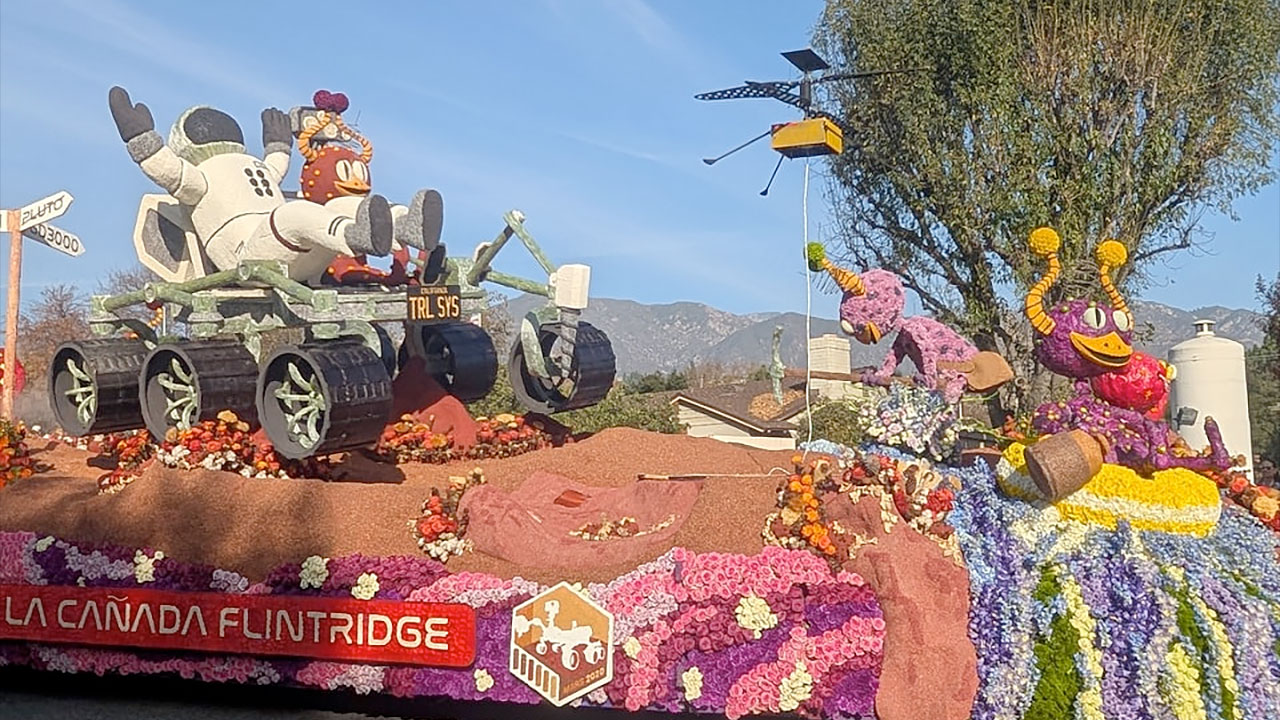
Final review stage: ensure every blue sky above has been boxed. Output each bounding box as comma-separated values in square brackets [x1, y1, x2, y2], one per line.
[1, 0, 1276, 327]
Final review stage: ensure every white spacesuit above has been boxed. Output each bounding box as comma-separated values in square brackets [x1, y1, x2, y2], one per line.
[108, 86, 393, 283]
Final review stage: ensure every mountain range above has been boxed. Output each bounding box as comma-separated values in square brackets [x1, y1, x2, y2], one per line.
[503, 295, 1266, 376]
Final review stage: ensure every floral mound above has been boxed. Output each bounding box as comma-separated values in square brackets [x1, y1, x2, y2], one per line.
[996, 442, 1222, 536]
[375, 413, 551, 465]
[410, 468, 487, 562]
[0, 419, 41, 489]
[1204, 467, 1280, 532]
[0, 533, 885, 719]
[950, 459, 1280, 720]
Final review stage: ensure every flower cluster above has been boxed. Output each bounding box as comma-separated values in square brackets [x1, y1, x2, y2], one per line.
[842, 383, 962, 461]
[375, 413, 549, 465]
[91, 431, 154, 494]
[765, 455, 845, 567]
[156, 411, 335, 480]
[0, 419, 40, 489]
[1203, 467, 1280, 532]
[409, 468, 485, 562]
[949, 456, 1280, 720]
[571, 514, 676, 542]
[0, 534, 886, 719]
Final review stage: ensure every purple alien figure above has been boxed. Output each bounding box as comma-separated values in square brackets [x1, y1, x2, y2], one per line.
[806, 243, 979, 404]
[1023, 227, 1231, 474]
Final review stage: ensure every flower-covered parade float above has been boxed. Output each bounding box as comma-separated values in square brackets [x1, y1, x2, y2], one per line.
[0, 82, 1276, 720]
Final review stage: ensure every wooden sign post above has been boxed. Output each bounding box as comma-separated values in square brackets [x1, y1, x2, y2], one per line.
[1, 190, 76, 419]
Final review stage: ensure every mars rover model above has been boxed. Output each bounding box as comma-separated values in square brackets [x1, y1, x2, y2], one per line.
[48, 196, 616, 459]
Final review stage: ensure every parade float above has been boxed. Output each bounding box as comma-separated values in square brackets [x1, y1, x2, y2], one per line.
[0, 79, 1278, 720]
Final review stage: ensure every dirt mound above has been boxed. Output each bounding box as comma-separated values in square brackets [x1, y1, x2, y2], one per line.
[0, 429, 790, 582]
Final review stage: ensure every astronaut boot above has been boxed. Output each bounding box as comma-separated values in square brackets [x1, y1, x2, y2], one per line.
[345, 195, 394, 257]
[394, 189, 444, 252]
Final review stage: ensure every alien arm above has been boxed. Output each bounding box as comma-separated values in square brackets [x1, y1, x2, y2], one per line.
[864, 335, 907, 385]
[127, 131, 208, 204]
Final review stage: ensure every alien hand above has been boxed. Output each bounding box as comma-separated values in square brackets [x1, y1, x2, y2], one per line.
[108, 86, 154, 142]
[261, 108, 292, 148]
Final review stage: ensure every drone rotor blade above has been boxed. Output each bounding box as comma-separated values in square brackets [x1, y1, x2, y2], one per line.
[694, 81, 794, 102]
[702, 129, 772, 166]
[811, 66, 931, 85]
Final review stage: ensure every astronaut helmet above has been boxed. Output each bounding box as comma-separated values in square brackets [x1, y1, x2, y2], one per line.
[167, 105, 245, 165]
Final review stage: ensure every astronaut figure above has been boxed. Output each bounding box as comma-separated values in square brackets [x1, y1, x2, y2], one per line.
[108, 86, 393, 283]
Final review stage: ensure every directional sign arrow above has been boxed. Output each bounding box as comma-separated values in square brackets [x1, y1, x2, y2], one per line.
[17, 190, 74, 232]
[23, 223, 84, 257]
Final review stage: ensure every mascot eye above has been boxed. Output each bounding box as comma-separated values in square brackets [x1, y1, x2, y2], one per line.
[1113, 310, 1132, 332]
[335, 160, 351, 182]
[1082, 307, 1106, 329]
[353, 161, 369, 182]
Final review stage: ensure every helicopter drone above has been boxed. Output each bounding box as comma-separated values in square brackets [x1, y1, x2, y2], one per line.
[695, 48, 924, 194]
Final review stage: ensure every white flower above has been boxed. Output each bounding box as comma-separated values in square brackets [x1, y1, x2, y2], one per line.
[681, 666, 704, 701]
[352, 572, 380, 600]
[734, 594, 778, 639]
[474, 668, 494, 692]
[133, 550, 163, 584]
[778, 661, 814, 712]
[34, 536, 55, 552]
[299, 555, 329, 589]
[622, 636, 642, 659]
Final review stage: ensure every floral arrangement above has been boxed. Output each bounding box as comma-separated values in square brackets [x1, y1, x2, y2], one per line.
[820, 384, 964, 461]
[771, 445, 964, 567]
[0, 533, 886, 719]
[375, 413, 550, 464]
[93, 431, 155, 494]
[0, 419, 40, 489]
[996, 442, 1222, 537]
[1204, 467, 1280, 532]
[409, 468, 486, 562]
[571, 514, 677, 541]
[90, 412, 335, 493]
[948, 456, 1280, 720]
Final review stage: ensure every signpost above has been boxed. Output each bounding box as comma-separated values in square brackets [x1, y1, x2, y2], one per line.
[2, 190, 78, 419]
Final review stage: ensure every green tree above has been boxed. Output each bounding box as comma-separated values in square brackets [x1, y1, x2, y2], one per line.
[814, 0, 1280, 413]
[1247, 273, 1280, 461]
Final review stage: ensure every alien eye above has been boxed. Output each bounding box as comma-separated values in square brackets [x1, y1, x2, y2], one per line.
[1082, 307, 1105, 329]
[1113, 310, 1132, 332]
[335, 160, 351, 182]
[353, 161, 369, 183]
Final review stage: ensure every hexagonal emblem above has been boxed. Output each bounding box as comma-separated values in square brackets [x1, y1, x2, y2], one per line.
[509, 582, 613, 706]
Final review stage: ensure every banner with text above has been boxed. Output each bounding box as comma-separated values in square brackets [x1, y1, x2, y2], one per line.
[0, 585, 476, 667]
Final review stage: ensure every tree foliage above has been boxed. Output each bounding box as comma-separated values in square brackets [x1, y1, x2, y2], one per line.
[1247, 272, 1280, 462]
[623, 369, 689, 394]
[17, 284, 89, 382]
[814, 0, 1280, 412]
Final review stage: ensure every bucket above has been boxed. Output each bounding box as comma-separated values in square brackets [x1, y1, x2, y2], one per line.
[1024, 430, 1104, 501]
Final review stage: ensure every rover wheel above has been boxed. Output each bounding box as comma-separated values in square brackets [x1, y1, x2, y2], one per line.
[509, 321, 616, 414]
[49, 339, 148, 435]
[256, 341, 393, 459]
[139, 340, 258, 441]
[401, 321, 497, 402]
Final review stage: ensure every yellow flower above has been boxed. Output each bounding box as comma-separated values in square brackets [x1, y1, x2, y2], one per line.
[1163, 644, 1208, 720]
[681, 666, 704, 702]
[778, 661, 814, 712]
[1253, 495, 1278, 521]
[622, 636, 642, 659]
[474, 668, 494, 693]
[735, 594, 779, 639]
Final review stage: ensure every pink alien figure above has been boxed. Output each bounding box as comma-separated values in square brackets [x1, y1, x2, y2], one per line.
[807, 243, 978, 403]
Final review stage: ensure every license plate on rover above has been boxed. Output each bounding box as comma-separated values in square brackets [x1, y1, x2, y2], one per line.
[407, 285, 462, 323]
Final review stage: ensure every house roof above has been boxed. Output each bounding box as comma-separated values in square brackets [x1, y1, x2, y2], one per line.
[670, 376, 817, 434]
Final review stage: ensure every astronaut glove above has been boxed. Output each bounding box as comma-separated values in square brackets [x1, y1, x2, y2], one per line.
[261, 108, 292, 150]
[109, 86, 154, 142]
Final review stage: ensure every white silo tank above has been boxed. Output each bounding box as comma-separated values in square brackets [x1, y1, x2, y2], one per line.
[1167, 319, 1253, 476]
